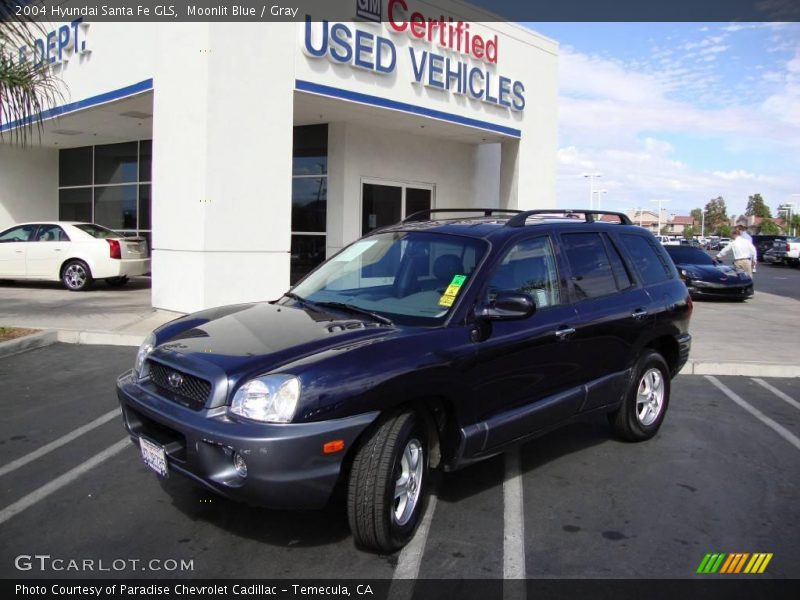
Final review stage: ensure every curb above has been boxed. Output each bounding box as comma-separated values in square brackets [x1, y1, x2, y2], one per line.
[681, 360, 800, 378]
[56, 330, 145, 347]
[0, 330, 58, 359]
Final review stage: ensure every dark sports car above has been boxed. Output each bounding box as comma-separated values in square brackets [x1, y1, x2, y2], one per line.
[664, 245, 754, 300]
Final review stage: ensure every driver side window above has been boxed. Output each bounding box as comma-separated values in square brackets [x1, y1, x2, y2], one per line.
[487, 236, 561, 308]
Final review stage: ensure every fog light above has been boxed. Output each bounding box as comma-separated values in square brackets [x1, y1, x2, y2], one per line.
[233, 452, 247, 477]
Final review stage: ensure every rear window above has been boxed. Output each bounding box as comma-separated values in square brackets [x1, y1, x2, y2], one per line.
[620, 234, 674, 285]
[73, 224, 120, 239]
[665, 246, 714, 265]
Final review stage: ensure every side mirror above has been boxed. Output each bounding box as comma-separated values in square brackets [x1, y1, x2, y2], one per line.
[475, 291, 536, 321]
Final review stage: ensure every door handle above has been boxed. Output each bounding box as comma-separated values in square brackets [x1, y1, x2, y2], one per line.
[15, 250, 23, 254]
[53, 248, 62, 252]
[555, 326, 576, 340]
[631, 309, 648, 320]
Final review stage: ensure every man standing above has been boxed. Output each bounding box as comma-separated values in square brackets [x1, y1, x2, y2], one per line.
[735, 224, 755, 272]
[716, 229, 757, 276]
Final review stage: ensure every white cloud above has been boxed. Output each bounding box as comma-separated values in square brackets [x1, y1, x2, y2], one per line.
[713, 170, 756, 180]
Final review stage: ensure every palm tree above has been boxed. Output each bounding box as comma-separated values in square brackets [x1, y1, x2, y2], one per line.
[0, 0, 65, 146]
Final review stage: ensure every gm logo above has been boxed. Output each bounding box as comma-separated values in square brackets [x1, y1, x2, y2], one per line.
[356, 0, 382, 22]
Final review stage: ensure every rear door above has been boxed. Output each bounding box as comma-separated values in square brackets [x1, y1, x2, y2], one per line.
[0, 225, 37, 277]
[558, 230, 655, 411]
[26, 224, 73, 278]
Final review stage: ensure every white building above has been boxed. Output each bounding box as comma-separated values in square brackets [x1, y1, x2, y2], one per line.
[0, 1, 559, 313]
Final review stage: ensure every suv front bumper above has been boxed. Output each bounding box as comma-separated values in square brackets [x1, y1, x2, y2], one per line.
[116, 370, 378, 509]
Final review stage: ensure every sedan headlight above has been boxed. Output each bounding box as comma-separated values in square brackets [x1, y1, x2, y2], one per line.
[230, 375, 300, 423]
[133, 333, 155, 379]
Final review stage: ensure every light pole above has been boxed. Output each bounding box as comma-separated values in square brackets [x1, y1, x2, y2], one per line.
[701, 210, 705, 238]
[779, 202, 796, 237]
[651, 199, 671, 234]
[792, 194, 800, 236]
[582, 172, 602, 209]
[596, 189, 608, 210]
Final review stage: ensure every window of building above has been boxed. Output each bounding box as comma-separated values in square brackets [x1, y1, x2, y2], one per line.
[57, 140, 152, 248]
[291, 124, 328, 284]
[361, 180, 434, 235]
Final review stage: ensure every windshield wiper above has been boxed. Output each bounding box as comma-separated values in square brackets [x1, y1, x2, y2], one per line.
[281, 292, 322, 311]
[313, 302, 394, 326]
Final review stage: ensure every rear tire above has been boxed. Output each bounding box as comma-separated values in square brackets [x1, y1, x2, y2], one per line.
[609, 350, 670, 442]
[347, 410, 428, 552]
[61, 260, 93, 291]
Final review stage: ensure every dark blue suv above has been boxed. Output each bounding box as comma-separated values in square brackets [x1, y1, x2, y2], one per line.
[117, 209, 692, 552]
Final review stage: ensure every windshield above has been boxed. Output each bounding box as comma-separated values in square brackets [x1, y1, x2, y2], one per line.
[74, 224, 120, 239]
[290, 231, 488, 325]
[665, 246, 714, 265]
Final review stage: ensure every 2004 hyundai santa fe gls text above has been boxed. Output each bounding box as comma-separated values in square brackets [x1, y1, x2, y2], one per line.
[116, 208, 692, 552]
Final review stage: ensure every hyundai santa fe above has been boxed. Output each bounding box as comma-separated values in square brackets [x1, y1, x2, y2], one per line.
[117, 208, 692, 552]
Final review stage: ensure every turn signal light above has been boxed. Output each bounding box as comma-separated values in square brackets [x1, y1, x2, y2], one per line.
[323, 440, 345, 454]
[107, 239, 121, 259]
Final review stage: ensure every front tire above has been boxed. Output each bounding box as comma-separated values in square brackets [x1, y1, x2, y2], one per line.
[610, 350, 671, 442]
[347, 410, 428, 552]
[62, 260, 93, 291]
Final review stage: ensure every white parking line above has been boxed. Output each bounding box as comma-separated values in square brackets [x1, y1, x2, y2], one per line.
[0, 438, 130, 526]
[752, 378, 800, 412]
[503, 449, 526, 581]
[706, 376, 800, 452]
[0, 409, 121, 478]
[391, 491, 438, 581]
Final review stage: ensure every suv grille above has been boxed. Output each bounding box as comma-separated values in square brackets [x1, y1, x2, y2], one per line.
[148, 362, 211, 410]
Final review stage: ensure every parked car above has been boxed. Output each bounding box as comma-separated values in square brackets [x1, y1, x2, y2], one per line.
[0, 222, 150, 290]
[751, 235, 787, 263]
[117, 208, 692, 552]
[655, 235, 680, 246]
[664, 245, 753, 301]
[767, 236, 800, 266]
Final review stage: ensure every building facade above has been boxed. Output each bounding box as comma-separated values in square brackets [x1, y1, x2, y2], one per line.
[0, 1, 559, 313]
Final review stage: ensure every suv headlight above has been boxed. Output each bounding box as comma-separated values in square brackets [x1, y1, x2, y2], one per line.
[230, 375, 300, 423]
[133, 333, 155, 380]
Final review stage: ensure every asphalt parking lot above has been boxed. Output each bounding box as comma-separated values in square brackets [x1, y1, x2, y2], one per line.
[0, 344, 798, 582]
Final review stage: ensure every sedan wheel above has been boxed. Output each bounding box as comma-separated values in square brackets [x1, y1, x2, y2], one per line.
[62, 260, 93, 291]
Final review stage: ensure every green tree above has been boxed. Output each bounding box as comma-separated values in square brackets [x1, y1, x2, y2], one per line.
[717, 224, 732, 237]
[705, 196, 728, 232]
[758, 220, 781, 235]
[683, 225, 697, 239]
[0, 0, 65, 146]
[745, 193, 772, 218]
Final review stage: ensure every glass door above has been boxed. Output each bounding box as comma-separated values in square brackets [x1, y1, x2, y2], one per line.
[361, 180, 434, 235]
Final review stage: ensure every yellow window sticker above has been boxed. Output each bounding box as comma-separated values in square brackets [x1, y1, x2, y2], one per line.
[438, 274, 467, 308]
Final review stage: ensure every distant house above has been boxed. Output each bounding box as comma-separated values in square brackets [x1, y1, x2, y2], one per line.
[734, 215, 786, 233]
[625, 210, 695, 235]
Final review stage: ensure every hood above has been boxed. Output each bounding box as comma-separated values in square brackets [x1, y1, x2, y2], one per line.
[677, 263, 750, 283]
[150, 302, 397, 377]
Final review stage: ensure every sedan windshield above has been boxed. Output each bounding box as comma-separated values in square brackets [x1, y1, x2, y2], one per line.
[290, 231, 488, 325]
[665, 246, 715, 265]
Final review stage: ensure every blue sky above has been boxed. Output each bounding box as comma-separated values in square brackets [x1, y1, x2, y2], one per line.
[524, 22, 800, 219]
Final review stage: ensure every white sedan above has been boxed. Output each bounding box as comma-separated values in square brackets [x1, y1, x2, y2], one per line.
[0, 222, 150, 291]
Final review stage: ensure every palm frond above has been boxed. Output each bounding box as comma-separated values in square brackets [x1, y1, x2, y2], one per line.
[0, 0, 67, 146]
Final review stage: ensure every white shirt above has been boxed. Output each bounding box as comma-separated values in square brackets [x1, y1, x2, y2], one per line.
[717, 236, 756, 261]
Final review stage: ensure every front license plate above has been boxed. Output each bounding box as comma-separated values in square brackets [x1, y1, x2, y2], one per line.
[139, 437, 168, 477]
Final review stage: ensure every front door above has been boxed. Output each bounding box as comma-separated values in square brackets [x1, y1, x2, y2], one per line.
[361, 181, 433, 235]
[0, 224, 38, 277]
[462, 234, 583, 453]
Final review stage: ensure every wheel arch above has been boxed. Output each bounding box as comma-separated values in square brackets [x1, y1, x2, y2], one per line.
[644, 335, 680, 377]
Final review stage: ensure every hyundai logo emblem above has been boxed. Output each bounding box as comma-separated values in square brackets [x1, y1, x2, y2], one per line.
[167, 372, 184, 388]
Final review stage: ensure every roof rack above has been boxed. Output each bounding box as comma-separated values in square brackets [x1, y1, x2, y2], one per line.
[505, 209, 632, 227]
[403, 208, 522, 223]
